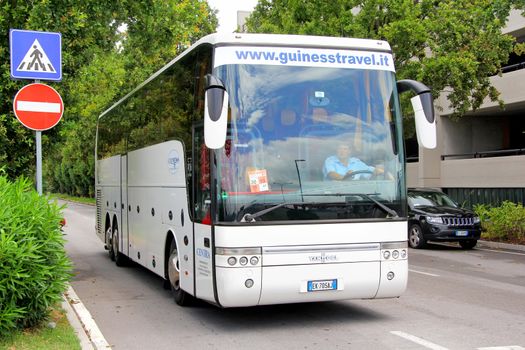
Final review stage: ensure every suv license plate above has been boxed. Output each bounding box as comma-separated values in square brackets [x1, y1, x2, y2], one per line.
[307, 279, 337, 292]
[456, 230, 468, 236]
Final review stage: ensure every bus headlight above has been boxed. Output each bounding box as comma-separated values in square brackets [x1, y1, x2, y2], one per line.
[216, 247, 262, 267]
[392, 250, 399, 259]
[381, 242, 408, 260]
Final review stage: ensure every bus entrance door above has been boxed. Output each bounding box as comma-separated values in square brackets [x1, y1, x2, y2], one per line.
[193, 126, 216, 303]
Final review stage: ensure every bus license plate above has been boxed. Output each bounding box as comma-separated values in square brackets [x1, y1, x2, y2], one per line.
[307, 279, 337, 292]
[456, 230, 468, 236]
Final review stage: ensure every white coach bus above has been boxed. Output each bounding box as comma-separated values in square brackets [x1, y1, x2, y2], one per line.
[95, 33, 436, 307]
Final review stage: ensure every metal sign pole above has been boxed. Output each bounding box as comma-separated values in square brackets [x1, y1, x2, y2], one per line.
[34, 78, 42, 195]
[36, 130, 42, 195]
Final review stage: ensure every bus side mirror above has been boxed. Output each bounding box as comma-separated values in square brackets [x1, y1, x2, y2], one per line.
[397, 79, 436, 149]
[204, 74, 229, 149]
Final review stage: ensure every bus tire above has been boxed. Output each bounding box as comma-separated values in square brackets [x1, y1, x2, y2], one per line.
[168, 240, 192, 306]
[106, 226, 115, 261]
[112, 225, 127, 267]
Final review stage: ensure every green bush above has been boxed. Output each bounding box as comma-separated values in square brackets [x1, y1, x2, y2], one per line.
[0, 174, 71, 337]
[474, 201, 525, 243]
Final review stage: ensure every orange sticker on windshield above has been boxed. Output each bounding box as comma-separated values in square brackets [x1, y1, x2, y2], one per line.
[248, 169, 269, 193]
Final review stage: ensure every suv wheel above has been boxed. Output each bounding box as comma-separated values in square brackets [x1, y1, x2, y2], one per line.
[459, 239, 477, 249]
[408, 223, 426, 249]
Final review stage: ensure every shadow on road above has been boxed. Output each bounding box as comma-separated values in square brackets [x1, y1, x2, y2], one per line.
[189, 300, 391, 332]
[420, 242, 470, 251]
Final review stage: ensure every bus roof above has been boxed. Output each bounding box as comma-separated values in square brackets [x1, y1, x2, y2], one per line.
[194, 32, 392, 52]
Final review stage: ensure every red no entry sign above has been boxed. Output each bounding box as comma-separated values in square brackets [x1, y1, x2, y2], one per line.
[13, 83, 63, 131]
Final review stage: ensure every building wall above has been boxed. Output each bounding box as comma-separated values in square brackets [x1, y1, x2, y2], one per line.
[408, 10, 525, 199]
[441, 116, 504, 156]
[441, 155, 525, 188]
[504, 9, 525, 35]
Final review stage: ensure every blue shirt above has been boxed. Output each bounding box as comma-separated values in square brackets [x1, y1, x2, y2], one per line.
[323, 156, 374, 180]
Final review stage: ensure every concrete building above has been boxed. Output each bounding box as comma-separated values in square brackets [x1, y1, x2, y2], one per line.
[237, 11, 251, 33]
[407, 9, 525, 207]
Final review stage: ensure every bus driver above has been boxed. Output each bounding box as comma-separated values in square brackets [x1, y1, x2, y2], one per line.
[323, 144, 384, 180]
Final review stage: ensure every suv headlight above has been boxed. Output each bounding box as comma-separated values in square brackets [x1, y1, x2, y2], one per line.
[426, 216, 443, 224]
[473, 216, 481, 224]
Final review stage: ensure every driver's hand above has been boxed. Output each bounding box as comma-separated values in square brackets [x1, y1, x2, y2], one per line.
[344, 170, 353, 179]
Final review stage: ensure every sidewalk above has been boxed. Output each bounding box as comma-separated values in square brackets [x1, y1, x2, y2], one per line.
[478, 239, 525, 252]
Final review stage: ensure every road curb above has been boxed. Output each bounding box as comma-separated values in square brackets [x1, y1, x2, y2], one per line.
[478, 240, 525, 252]
[61, 294, 93, 350]
[63, 285, 111, 350]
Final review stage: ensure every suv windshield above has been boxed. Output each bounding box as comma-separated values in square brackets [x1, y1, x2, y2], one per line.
[214, 63, 407, 222]
[408, 191, 458, 208]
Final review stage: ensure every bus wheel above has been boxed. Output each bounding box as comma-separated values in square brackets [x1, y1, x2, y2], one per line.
[106, 227, 115, 261]
[168, 240, 192, 306]
[112, 225, 127, 267]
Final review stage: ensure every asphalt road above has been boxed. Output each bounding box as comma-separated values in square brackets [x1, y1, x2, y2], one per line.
[62, 201, 525, 350]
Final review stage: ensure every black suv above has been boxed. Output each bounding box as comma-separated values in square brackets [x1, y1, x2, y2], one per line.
[407, 188, 481, 249]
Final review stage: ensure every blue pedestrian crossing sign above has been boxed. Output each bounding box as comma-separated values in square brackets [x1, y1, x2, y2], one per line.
[10, 29, 62, 81]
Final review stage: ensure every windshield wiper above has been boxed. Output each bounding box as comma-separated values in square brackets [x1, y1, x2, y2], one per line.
[301, 192, 398, 217]
[241, 202, 289, 222]
[241, 194, 398, 222]
[354, 193, 398, 218]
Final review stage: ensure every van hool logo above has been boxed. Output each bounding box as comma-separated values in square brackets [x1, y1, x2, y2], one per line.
[309, 252, 337, 263]
[168, 149, 180, 174]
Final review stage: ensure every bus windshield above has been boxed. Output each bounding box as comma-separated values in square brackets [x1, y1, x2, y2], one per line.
[214, 64, 406, 223]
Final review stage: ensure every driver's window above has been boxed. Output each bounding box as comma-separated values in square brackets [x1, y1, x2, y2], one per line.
[193, 128, 211, 224]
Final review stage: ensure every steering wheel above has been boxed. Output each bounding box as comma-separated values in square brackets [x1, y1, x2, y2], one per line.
[345, 169, 374, 180]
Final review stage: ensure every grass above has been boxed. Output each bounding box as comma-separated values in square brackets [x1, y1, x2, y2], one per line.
[48, 192, 96, 206]
[0, 306, 81, 350]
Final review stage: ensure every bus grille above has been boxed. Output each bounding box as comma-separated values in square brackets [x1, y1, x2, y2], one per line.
[96, 189, 102, 235]
[443, 217, 474, 226]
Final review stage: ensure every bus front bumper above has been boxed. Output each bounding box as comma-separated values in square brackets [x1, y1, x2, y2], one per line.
[215, 242, 407, 307]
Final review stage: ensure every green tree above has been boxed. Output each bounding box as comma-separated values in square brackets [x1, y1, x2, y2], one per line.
[0, 1, 124, 179]
[0, 0, 217, 196]
[44, 0, 217, 196]
[246, 0, 525, 123]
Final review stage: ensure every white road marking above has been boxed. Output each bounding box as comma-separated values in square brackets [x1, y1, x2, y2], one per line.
[478, 346, 525, 350]
[409, 269, 440, 277]
[17, 100, 61, 113]
[390, 331, 449, 350]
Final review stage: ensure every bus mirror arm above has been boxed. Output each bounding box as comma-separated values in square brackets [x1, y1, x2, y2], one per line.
[397, 79, 436, 149]
[204, 74, 229, 149]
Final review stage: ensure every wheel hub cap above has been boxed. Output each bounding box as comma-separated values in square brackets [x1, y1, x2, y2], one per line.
[168, 250, 180, 290]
